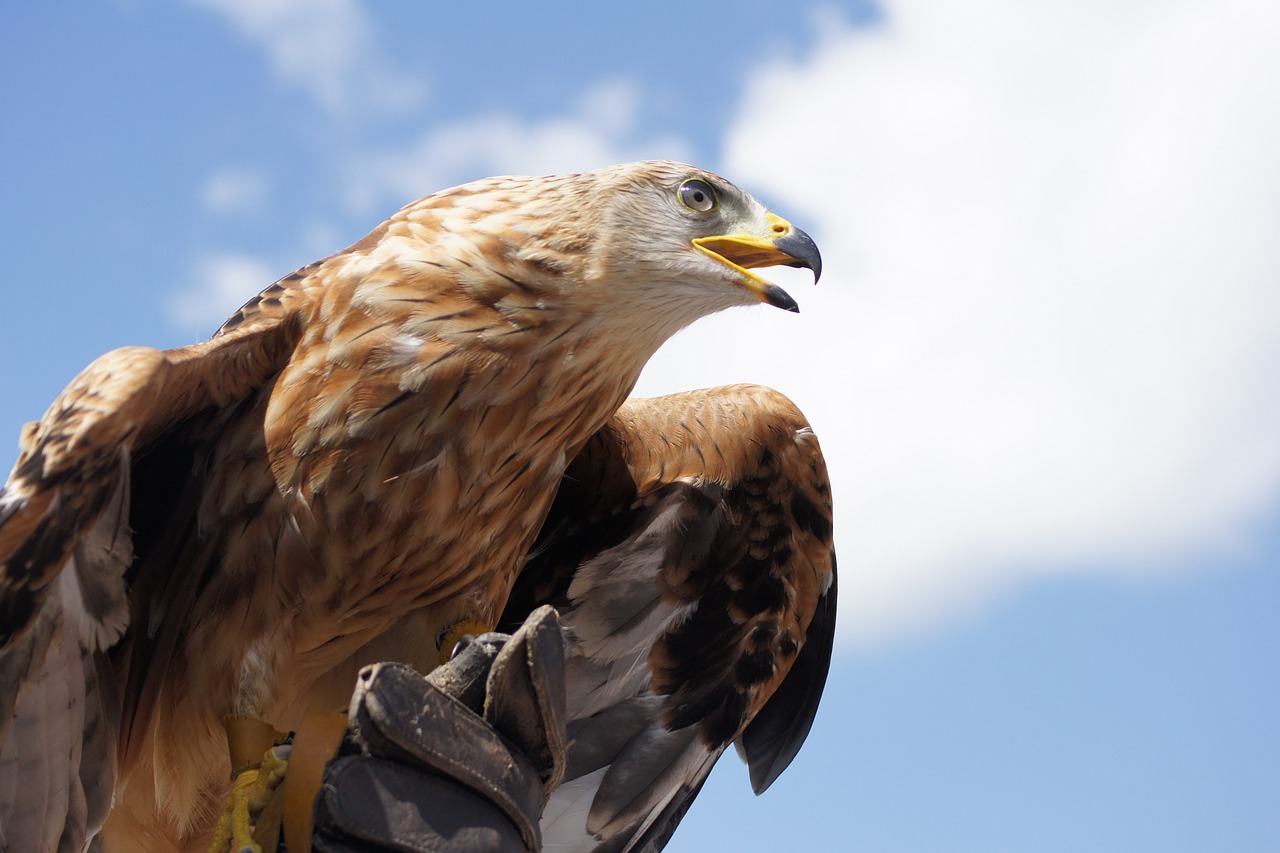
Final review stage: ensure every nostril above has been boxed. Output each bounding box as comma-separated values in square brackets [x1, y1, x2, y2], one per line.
[772, 223, 788, 235]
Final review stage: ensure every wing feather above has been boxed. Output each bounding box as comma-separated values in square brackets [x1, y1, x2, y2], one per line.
[737, 554, 837, 794]
[505, 384, 837, 853]
[0, 290, 300, 852]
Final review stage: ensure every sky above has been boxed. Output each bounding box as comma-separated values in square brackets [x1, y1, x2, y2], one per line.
[2, 1, 1278, 850]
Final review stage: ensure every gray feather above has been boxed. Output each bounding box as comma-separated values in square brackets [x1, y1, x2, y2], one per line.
[0, 457, 129, 853]
[64, 457, 133, 652]
[542, 484, 725, 853]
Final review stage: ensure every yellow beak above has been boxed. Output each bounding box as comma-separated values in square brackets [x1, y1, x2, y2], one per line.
[692, 213, 822, 312]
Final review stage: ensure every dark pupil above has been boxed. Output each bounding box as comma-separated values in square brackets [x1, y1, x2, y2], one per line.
[691, 190, 705, 204]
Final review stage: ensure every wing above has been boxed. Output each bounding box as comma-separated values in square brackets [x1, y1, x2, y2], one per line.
[502, 384, 837, 853]
[0, 284, 301, 853]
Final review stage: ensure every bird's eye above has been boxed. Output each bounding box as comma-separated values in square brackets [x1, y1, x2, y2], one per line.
[677, 179, 719, 213]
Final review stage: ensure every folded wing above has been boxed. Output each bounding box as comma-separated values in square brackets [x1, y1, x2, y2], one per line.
[503, 384, 838, 853]
[0, 292, 300, 853]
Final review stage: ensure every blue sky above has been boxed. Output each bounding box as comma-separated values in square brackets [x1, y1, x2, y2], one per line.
[3, 1, 1279, 850]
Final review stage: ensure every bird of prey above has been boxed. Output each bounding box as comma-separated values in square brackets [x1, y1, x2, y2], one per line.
[0, 160, 831, 853]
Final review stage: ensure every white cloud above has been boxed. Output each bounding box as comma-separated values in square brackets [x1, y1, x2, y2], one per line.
[346, 80, 695, 213]
[169, 254, 277, 335]
[199, 166, 269, 215]
[189, 0, 424, 115]
[635, 0, 1280, 646]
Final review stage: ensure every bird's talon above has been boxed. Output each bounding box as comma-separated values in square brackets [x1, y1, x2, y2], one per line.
[208, 745, 291, 853]
[451, 634, 475, 659]
[438, 617, 491, 666]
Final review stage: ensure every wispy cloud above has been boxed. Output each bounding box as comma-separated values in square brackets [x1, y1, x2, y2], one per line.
[345, 80, 695, 213]
[189, 0, 424, 115]
[634, 0, 1280, 646]
[199, 166, 270, 216]
[168, 254, 277, 335]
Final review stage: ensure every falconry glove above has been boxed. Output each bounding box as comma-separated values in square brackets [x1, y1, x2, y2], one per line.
[311, 605, 568, 853]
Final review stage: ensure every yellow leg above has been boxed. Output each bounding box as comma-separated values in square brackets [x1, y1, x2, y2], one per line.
[208, 744, 290, 853]
[211, 715, 291, 853]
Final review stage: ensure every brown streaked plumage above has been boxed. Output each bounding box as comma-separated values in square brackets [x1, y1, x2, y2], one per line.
[0, 161, 827, 852]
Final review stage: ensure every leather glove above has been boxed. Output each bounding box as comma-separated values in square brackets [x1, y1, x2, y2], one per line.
[311, 605, 568, 853]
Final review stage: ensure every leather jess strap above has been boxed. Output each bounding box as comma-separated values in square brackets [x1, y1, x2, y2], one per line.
[282, 709, 349, 853]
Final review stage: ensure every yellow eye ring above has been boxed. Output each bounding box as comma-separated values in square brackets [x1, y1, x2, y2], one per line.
[678, 179, 719, 213]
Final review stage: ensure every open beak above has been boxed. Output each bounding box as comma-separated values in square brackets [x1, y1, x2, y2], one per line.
[692, 213, 822, 313]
